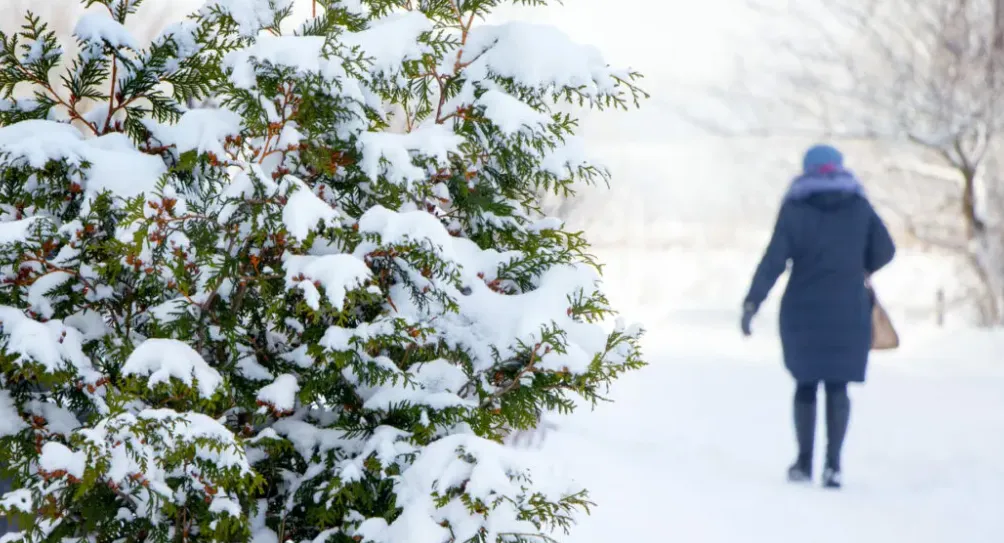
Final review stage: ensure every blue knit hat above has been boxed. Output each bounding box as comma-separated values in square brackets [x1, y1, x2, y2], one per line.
[802, 144, 844, 174]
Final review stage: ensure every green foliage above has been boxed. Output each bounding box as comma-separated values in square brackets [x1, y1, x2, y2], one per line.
[0, 1, 646, 542]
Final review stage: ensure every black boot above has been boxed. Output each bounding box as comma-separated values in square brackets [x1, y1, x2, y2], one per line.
[787, 461, 812, 483]
[823, 383, 850, 489]
[821, 466, 842, 489]
[788, 384, 817, 483]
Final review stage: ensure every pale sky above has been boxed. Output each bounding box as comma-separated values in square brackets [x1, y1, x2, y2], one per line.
[494, 0, 757, 143]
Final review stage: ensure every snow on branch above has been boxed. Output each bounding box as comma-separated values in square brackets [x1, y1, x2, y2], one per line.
[122, 338, 224, 398]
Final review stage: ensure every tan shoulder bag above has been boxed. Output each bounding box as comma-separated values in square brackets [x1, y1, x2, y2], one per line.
[869, 283, 900, 350]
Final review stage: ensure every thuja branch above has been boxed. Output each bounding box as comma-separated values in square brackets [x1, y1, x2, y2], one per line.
[103, 55, 118, 134]
[483, 342, 546, 405]
[12, 62, 100, 135]
[432, 1, 477, 124]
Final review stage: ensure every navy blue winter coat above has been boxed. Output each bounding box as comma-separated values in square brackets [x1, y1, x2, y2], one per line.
[744, 188, 896, 383]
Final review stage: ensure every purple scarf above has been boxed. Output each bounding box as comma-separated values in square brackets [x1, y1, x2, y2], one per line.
[784, 168, 865, 201]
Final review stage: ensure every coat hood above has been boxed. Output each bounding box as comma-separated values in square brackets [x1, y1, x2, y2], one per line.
[800, 190, 865, 211]
[784, 170, 865, 206]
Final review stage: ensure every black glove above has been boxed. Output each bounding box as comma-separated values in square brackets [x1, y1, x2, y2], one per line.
[741, 301, 757, 337]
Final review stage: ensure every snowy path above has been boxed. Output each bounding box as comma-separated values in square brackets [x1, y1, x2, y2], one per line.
[539, 320, 1004, 543]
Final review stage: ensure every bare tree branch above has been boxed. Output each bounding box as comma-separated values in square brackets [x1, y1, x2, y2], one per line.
[686, 0, 1004, 324]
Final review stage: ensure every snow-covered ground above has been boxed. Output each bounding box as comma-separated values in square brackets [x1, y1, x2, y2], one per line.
[529, 255, 1004, 543]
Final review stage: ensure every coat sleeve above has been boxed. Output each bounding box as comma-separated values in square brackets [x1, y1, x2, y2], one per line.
[865, 204, 896, 274]
[744, 204, 793, 309]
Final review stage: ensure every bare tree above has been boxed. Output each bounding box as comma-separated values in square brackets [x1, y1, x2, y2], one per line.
[688, 0, 1004, 325]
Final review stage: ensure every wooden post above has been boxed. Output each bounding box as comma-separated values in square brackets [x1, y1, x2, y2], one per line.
[993, 0, 1004, 101]
[996, 0, 1004, 52]
[936, 288, 946, 327]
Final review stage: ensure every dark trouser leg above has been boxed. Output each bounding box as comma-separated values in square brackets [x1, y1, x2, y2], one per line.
[0, 472, 9, 533]
[793, 381, 818, 470]
[824, 382, 850, 470]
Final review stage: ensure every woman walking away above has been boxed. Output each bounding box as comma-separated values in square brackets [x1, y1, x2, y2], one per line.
[740, 144, 896, 490]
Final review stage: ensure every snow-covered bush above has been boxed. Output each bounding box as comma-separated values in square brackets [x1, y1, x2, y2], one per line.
[0, 0, 646, 541]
